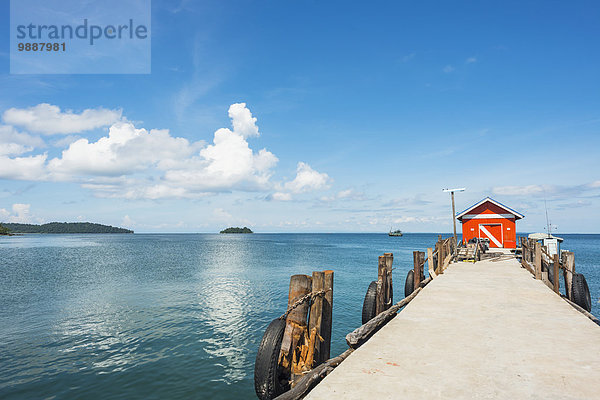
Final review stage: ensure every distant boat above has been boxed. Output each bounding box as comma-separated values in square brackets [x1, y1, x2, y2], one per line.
[388, 229, 403, 237]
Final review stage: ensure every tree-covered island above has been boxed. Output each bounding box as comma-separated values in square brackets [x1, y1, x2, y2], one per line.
[0, 222, 133, 234]
[0, 223, 10, 235]
[219, 226, 253, 234]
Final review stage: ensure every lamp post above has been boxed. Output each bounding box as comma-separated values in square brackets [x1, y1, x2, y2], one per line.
[442, 188, 465, 249]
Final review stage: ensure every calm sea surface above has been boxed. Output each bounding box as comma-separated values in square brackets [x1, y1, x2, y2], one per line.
[1, 233, 599, 399]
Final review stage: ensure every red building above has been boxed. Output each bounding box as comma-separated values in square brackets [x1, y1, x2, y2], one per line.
[456, 197, 524, 249]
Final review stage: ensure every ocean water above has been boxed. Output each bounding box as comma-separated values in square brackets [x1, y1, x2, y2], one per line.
[1, 233, 598, 399]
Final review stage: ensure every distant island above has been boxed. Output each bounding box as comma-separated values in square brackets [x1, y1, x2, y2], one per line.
[220, 226, 253, 234]
[0, 224, 10, 235]
[0, 222, 133, 234]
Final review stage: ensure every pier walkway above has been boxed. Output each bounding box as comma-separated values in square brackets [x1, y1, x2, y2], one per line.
[305, 257, 600, 399]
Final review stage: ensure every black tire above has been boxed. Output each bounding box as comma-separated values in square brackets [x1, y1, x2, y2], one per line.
[405, 270, 415, 297]
[254, 318, 287, 400]
[362, 281, 377, 324]
[572, 273, 592, 312]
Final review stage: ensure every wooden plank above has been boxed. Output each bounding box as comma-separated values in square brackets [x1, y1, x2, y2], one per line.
[534, 241, 542, 280]
[321, 270, 334, 363]
[427, 247, 436, 278]
[279, 274, 312, 377]
[563, 297, 600, 327]
[521, 259, 535, 275]
[553, 254, 560, 294]
[441, 252, 453, 272]
[541, 246, 552, 260]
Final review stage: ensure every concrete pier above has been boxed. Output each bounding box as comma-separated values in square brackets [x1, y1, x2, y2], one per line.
[305, 258, 600, 399]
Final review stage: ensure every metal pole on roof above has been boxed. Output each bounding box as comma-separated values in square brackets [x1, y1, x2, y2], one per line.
[443, 188, 465, 249]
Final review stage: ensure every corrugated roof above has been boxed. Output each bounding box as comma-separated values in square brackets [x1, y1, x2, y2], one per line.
[456, 197, 525, 220]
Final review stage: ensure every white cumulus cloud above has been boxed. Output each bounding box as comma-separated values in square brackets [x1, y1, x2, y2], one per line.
[0, 125, 45, 156]
[0, 203, 34, 223]
[228, 102, 259, 138]
[0, 153, 48, 180]
[0, 102, 333, 201]
[48, 122, 202, 178]
[283, 162, 331, 194]
[2, 103, 122, 135]
[272, 192, 293, 201]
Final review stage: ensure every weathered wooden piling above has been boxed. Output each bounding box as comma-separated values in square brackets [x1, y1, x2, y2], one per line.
[562, 251, 575, 299]
[306, 270, 334, 368]
[280, 274, 312, 381]
[269, 270, 335, 391]
[375, 256, 388, 315]
[384, 253, 393, 307]
[534, 241, 542, 280]
[435, 239, 443, 274]
[412, 251, 424, 288]
[553, 253, 560, 294]
[307, 271, 324, 369]
[321, 270, 334, 363]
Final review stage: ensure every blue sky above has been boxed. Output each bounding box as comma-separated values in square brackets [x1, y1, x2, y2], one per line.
[1, 0, 599, 233]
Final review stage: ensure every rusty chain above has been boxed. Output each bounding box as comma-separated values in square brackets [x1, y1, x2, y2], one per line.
[279, 289, 331, 320]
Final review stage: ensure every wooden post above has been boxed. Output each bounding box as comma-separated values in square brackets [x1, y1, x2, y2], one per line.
[280, 274, 312, 379]
[436, 239, 444, 275]
[375, 256, 388, 315]
[534, 242, 542, 280]
[384, 253, 393, 307]
[563, 252, 575, 300]
[321, 270, 333, 363]
[553, 253, 560, 294]
[413, 251, 422, 289]
[451, 191, 458, 252]
[307, 271, 324, 370]
[427, 247, 436, 278]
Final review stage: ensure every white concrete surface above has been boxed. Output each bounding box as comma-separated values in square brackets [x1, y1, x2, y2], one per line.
[306, 258, 600, 399]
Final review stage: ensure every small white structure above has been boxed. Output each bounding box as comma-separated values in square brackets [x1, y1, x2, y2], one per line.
[528, 233, 563, 256]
